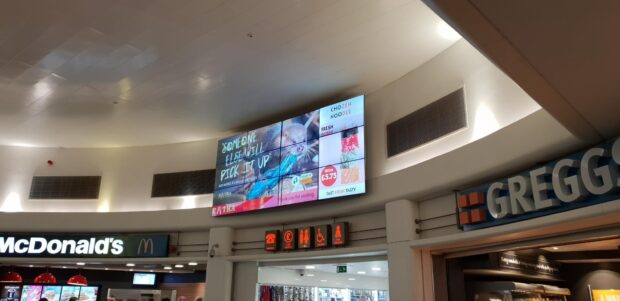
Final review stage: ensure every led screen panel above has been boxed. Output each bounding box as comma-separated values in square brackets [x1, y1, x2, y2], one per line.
[1, 285, 21, 301]
[213, 95, 365, 216]
[59, 287, 80, 301]
[132, 273, 156, 285]
[20, 286, 42, 301]
[77, 287, 97, 301]
[41, 287, 61, 301]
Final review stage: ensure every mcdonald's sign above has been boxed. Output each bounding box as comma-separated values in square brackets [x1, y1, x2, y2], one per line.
[0, 234, 169, 258]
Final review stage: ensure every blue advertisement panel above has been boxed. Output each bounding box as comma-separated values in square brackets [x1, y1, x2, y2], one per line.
[458, 138, 620, 231]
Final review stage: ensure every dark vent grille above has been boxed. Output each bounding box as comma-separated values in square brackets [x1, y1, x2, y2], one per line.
[387, 88, 466, 157]
[151, 169, 215, 198]
[29, 176, 101, 199]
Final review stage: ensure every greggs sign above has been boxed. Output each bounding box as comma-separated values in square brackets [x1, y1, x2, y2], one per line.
[0, 234, 169, 258]
[459, 137, 620, 231]
[264, 223, 349, 252]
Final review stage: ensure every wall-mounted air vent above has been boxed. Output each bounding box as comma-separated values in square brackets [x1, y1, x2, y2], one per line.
[29, 176, 101, 199]
[387, 88, 466, 157]
[151, 169, 215, 198]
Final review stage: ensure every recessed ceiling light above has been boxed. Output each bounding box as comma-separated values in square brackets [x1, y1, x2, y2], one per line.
[372, 267, 381, 271]
[164, 266, 172, 270]
[29, 265, 33, 268]
[169, 271, 173, 273]
[175, 264, 184, 268]
[63, 266, 67, 269]
[104, 268, 109, 270]
[552, 247, 559, 250]
[357, 271, 366, 275]
[149, 270, 154, 272]
[129, 269, 133, 272]
[320, 280, 327, 282]
[126, 263, 135, 267]
[188, 262, 198, 266]
[76, 262, 85, 266]
[306, 274, 314, 277]
[305, 265, 315, 269]
[348, 278, 356, 281]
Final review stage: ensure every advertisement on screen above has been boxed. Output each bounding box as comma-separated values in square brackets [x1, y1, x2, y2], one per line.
[41, 287, 61, 301]
[279, 169, 319, 206]
[59, 287, 80, 301]
[77, 287, 97, 301]
[319, 159, 366, 199]
[212, 95, 365, 216]
[20, 286, 42, 301]
[132, 273, 156, 285]
[319, 95, 364, 137]
[1, 285, 21, 301]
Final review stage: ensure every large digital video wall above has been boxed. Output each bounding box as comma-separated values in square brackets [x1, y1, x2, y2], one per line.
[212, 95, 365, 216]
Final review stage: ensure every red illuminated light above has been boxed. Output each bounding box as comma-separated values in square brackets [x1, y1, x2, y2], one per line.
[264, 230, 280, 251]
[298, 227, 313, 249]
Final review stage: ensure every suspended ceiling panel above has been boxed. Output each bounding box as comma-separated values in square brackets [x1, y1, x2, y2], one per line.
[0, 0, 458, 147]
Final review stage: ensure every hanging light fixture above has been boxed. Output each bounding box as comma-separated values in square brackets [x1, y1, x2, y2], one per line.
[0, 271, 23, 283]
[67, 274, 88, 286]
[34, 272, 57, 284]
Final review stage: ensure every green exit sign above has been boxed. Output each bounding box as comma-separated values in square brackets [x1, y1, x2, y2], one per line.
[337, 265, 347, 273]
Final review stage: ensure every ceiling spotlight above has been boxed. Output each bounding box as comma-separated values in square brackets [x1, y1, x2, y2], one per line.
[104, 268, 109, 271]
[188, 262, 198, 266]
[63, 266, 67, 269]
[29, 265, 33, 268]
[372, 267, 381, 271]
[305, 265, 315, 270]
[129, 269, 133, 272]
[175, 264, 184, 268]
[149, 270, 154, 273]
[552, 247, 560, 250]
[126, 263, 135, 267]
[164, 266, 172, 270]
[357, 271, 366, 275]
[76, 262, 85, 266]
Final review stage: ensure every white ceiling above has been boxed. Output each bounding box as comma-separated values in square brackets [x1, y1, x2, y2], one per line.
[542, 238, 620, 253]
[424, 0, 620, 142]
[0, 0, 458, 148]
[470, 0, 620, 140]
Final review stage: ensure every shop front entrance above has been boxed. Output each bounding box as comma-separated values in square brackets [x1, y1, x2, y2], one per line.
[255, 258, 389, 301]
[430, 225, 620, 301]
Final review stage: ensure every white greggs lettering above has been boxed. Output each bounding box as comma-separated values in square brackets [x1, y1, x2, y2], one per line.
[0, 237, 124, 255]
[488, 138, 620, 219]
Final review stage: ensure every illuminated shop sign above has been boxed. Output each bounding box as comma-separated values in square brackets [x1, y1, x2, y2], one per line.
[497, 253, 560, 275]
[458, 137, 620, 231]
[0, 234, 169, 258]
[264, 222, 349, 252]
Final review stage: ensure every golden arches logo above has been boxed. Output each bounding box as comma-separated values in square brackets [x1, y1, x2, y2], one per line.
[137, 238, 154, 255]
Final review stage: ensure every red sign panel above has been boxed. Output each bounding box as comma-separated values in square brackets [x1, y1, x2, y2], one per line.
[282, 229, 298, 251]
[298, 227, 314, 249]
[315, 225, 331, 248]
[332, 222, 349, 246]
[264, 230, 280, 251]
